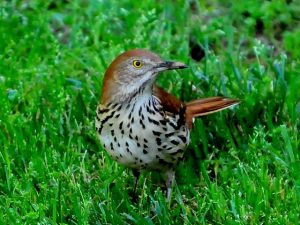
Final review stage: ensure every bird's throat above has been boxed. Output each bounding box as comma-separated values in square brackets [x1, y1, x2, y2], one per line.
[109, 81, 154, 105]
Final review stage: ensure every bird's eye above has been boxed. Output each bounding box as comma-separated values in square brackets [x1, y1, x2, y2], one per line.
[132, 60, 142, 68]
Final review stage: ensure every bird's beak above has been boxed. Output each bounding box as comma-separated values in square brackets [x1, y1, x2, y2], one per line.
[154, 61, 188, 72]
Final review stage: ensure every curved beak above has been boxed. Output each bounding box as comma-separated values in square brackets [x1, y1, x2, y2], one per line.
[154, 61, 188, 72]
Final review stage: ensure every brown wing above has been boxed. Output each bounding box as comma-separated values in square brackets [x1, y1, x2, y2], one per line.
[153, 85, 183, 115]
[153, 85, 240, 129]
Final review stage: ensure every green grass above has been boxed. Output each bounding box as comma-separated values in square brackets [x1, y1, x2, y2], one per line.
[0, 0, 299, 224]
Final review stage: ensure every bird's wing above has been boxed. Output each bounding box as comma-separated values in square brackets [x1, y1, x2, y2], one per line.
[153, 85, 240, 129]
[153, 85, 183, 115]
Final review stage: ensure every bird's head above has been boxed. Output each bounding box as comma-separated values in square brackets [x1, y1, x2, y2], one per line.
[100, 49, 187, 104]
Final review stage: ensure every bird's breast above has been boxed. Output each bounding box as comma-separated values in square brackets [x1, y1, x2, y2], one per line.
[95, 95, 190, 171]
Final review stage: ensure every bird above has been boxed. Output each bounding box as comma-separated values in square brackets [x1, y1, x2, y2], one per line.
[95, 49, 239, 201]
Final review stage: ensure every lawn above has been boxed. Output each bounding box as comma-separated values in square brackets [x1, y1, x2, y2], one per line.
[0, 0, 299, 224]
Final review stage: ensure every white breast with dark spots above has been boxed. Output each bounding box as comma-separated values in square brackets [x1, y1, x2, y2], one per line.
[96, 95, 190, 171]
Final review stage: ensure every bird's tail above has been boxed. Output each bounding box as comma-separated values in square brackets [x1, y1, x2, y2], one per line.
[185, 97, 240, 128]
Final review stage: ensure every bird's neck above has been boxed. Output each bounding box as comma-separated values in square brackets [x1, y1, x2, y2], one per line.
[106, 83, 154, 106]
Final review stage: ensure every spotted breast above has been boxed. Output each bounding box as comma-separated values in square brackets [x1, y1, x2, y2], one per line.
[96, 87, 189, 171]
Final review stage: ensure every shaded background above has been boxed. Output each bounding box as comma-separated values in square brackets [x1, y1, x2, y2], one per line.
[0, 0, 299, 224]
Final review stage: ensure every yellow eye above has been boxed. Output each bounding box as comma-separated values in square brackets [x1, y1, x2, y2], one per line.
[132, 60, 142, 68]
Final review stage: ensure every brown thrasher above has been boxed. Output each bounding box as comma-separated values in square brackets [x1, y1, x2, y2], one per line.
[96, 49, 239, 200]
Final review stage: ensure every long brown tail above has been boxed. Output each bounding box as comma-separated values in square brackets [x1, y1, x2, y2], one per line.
[185, 97, 240, 128]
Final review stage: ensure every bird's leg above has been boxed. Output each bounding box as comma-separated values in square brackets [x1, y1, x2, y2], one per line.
[131, 169, 140, 201]
[165, 170, 175, 202]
